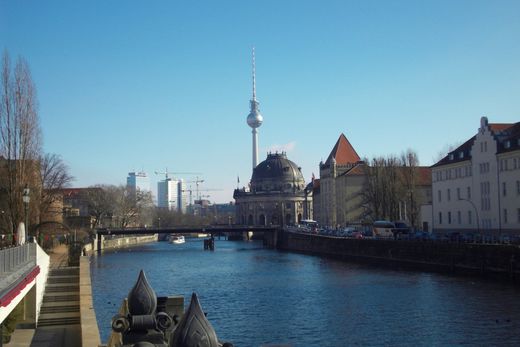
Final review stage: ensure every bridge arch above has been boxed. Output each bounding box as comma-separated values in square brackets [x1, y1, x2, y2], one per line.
[33, 221, 72, 233]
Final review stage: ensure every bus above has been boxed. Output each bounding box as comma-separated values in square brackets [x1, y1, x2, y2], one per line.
[372, 221, 395, 238]
[299, 219, 318, 233]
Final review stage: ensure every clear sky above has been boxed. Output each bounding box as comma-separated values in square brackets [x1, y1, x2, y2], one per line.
[1, 0, 519, 203]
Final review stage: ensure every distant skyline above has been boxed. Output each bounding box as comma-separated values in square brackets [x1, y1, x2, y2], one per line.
[1, 0, 519, 203]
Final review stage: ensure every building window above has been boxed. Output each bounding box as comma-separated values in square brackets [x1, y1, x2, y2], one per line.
[505, 140, 511, 149]
[448, 212, 452, 224]
[457, 211, 461, 224]
[439, 212, 442, 224]
[518, 208, 520, 223]
[467, 186, 471, 199]
[438, 190, 442, 202]
[503, 182, 507, 196]
[517, 181, 520, 195]
[459, 152, 464, 159]
[484, 141, 487, 152]
[447, 189, 451, 201]
[457, 188, 461, 200]
[468, 210, 472, 225]
[504, 209, 508, 224]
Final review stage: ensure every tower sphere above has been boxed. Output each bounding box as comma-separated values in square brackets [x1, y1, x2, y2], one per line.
[247, 101, 263, 128]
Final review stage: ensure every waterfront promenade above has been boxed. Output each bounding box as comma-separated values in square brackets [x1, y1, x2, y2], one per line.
[6, 245, 81, 347]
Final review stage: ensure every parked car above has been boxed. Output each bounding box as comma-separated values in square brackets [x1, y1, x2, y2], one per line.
[341, 227, 356, 237]
[352, 231, 364, 239]
[499, 235, 511, 244]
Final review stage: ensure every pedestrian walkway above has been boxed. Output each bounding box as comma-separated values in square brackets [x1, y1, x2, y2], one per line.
[5, 244, 82, 347]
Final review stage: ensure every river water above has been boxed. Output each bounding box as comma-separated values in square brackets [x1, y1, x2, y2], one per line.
[90, 239, 520, 346]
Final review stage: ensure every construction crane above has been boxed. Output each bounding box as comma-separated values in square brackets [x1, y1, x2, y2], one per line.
[154, 168, 202, 180]
[184, 176, 206, 201]
[182, 188, 222, 206]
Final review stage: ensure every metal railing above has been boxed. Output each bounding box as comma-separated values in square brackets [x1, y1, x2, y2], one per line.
[0, 243, 36, 277]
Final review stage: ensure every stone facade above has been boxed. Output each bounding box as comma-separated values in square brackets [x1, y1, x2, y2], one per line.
[431, 116, 520, 235]
[316, 134, 432, 229]
[234, 152, 311, 226]
[315, 134, 364, 227]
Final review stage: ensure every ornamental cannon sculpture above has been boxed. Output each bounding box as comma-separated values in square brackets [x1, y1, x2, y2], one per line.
[109, 270, 233, 347]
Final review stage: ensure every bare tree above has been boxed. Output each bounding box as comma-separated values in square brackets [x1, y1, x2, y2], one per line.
[110, 185, 153, 228]
[86, 185, 114, 229]
[400, 149, 420, 227]
[38, 153, 74, 222]
[359, 154, 416, 223]
[0, 51, 42, 239]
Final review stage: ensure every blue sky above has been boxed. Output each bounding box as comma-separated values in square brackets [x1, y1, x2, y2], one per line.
[1, 0, 519, 203]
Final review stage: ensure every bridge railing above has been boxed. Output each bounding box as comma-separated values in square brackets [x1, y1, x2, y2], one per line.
[0, 243, 36, 277]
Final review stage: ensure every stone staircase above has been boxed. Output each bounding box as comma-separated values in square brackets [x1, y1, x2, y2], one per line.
[38, 267, 80, 327]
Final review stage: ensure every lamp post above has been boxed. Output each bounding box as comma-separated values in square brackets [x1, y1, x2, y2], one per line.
[22, 185, 30, 243]
[458, 198, 480, 240]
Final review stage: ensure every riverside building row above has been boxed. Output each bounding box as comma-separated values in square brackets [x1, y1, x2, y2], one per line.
[313, 116, 520, 236]
[235, 116, 519, 237]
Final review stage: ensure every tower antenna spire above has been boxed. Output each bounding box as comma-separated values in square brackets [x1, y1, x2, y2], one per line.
[252, 47, 256, 101]
[246, 47, 263, 170]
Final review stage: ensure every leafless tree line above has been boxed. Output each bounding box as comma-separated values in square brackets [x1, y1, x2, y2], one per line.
[85, 184, 214, 229]
[359, 149, 422, 227]
[86, 185, 154, 229]
[1, 51, 72, 242]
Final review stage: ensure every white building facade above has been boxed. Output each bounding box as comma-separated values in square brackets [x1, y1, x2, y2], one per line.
[431, 117, 520, 236]
[158, 178, 189, 212]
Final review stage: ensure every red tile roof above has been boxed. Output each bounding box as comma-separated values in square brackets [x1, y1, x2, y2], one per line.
[433, 121, 520, 167]
[324, 133, 360, 166]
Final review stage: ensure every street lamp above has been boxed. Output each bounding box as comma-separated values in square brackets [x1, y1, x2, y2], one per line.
[458, 198, 480, 240]
[22, 185, 30, 243]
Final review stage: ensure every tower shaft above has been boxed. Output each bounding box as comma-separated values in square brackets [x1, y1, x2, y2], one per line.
[252, 128, 258, 169]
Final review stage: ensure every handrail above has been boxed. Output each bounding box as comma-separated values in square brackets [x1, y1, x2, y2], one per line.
[0, 243, 36, 276]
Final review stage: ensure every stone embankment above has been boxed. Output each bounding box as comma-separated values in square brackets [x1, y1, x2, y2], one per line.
[79, 256, 101, 347]
[279, 231, 520, 282]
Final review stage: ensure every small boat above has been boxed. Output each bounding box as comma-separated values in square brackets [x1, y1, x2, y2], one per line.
[170, 235, 185, 244]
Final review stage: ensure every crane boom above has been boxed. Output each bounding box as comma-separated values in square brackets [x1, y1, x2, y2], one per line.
[154, 168, 202, 180]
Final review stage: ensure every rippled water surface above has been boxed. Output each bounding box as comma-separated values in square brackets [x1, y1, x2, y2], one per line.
[90, 239, 520, 346]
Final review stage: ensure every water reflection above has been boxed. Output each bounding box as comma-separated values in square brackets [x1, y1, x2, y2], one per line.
[90, 239, 520, 346]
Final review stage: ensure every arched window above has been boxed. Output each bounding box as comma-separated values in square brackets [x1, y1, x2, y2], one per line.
[259, 214, 266, 226]
[248, 215, 254, 225]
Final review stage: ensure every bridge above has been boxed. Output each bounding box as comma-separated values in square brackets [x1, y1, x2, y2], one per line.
[94, 225, 283, 251]
[95, 224, 281, 235]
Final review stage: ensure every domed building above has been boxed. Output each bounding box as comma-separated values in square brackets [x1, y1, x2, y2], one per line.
[234, 152, 312, 226]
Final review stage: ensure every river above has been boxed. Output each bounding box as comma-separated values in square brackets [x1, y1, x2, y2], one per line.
[90, 239, 520, 346]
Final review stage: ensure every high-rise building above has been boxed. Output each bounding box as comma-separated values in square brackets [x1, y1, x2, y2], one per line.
[177, 179, 188, 213]
[157, 178, 190, 212]
[157, 178, 178, 210]
[127, 171, 150, 194]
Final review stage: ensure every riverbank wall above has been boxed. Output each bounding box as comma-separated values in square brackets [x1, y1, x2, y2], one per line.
[80, 256, 101, 347]
[89, 234, 158, 253]
[278, 231, 520, 282]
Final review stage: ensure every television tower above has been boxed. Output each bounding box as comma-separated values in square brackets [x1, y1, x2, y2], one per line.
[246, 47, 263, 170]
